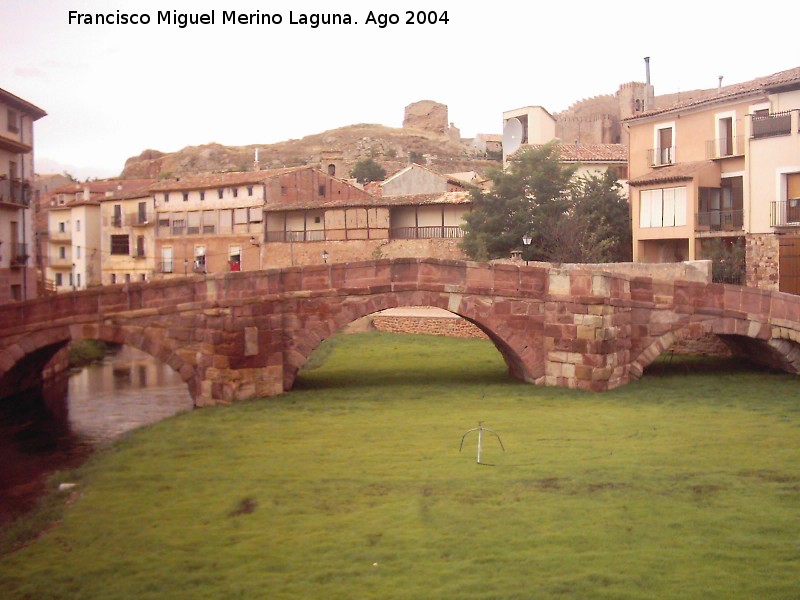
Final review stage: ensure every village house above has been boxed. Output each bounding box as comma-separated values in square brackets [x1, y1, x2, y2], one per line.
[625, 66, 800, 293]
[45, 179, 154, 292]
[99, 183, 159, 284]
[0, 87, 46, 303]
[262, 163, 474, 267]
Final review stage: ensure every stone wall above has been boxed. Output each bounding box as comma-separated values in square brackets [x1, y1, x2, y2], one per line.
[371, 315, 487, 339]
[496, 259, 712, 284]
[746, 233, 780, 290]
[263, 238, 466, 268]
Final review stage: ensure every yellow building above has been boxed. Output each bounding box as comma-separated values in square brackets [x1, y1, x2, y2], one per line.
[625, 66, 800, 293]
[100, 185, 158, 284]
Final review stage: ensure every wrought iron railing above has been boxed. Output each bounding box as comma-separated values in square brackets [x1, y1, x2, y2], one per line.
[705, 135, 745, 159]
[751, 111, 792, 138]
[390, 226, 465, 239]
[647, 146, 675, 166]
[697, 210, 744, 230]
[10, 243, 28, 266]
[159, 261, 174, 274]
[0, 180, 30, 206]
[770, 200, 800, 227]
[128, 212, 153, 226]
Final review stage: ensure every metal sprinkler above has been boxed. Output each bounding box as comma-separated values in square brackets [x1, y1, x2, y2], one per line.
[460, 421, 505, 465]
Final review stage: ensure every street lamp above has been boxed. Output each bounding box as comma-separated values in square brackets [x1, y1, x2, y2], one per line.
[322, 249, 329, 264]
[521, 234, 532, 266]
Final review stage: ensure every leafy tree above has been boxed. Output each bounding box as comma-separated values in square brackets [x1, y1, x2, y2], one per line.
[461, 144, 632, 263]
[461, 143, 575, 261]
[349, 158, 387, 184]
[408, 150, 425, 165]
[703, 238, 745, 284]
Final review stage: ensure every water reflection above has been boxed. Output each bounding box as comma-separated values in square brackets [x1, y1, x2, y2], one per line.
[68, 345, 193, 444]
[0, 345, 193, 526]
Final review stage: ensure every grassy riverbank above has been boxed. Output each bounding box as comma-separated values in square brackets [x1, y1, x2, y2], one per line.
[2, 332, 799, 599]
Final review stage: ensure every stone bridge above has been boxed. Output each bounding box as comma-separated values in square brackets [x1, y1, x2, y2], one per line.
[1, 258, 799, 406]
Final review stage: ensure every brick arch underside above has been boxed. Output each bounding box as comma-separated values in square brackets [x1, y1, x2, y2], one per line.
[629, 317, 800, 379]
[0, 324, 199, 402]
[281, 291, 544, 391]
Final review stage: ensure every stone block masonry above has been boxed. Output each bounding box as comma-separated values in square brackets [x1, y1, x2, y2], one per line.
[1, 258, 799, 406]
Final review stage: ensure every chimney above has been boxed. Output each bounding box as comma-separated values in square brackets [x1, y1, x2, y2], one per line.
[253, 148, 260, 171]
[83, 186, 90, 201]
[644, 57, 651, 85]
[718, 75, 723, 94]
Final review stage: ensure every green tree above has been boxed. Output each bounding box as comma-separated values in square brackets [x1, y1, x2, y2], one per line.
[461, 144, 632, 263]
[461, 143, 575, 261]
[349, 158, 386, 184]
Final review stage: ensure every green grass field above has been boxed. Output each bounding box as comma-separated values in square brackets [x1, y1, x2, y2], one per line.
[2, 332, 799, 599]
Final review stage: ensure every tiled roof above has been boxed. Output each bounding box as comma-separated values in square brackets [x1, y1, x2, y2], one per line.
[51, 178, 154, 195]
[148, 165, 314, 192]
[264, 190, 472, 212]
[526, 143, 628, 162]
[627, 160, 718, 187]
[624, 66, 800, 121]
[0, 87, 47, 120]
[381, 163, 468, 190]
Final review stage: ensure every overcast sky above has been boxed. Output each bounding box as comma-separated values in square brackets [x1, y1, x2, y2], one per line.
[3, 0, 799, 179]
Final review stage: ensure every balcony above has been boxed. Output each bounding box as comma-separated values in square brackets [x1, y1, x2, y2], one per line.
[265, 230, 326, 242]
[751, 111, 792, 139]
[771, 200, 800, 227]
[132, 249, 146, 259]
[128, 212, 153, 226]
[647, 146, 676, 167]
[0, 179, 30, 207]
[49, 228, 72, 241]
[706, 136, 745, 159]
[10, 243, 28, 267]
[390, 226, 465, 239]
[697, 210, 744, 231]
[49, 254, 73, 268]
[109, 215, 124, 228]
[159, 261, 174, 274]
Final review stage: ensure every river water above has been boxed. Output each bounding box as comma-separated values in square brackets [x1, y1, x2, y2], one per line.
[0, 345, 194, 527]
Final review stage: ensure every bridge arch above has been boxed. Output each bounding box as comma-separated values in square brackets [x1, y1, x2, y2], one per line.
[280, 289, 545, 392]
[0, 323, 199, 402]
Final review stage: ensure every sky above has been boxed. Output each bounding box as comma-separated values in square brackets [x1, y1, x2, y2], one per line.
[3, 0, 799, 179]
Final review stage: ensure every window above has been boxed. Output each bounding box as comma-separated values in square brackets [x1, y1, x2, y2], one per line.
[247, 186, 253, 196]
[135, 235, 145, 257]
[194, 246, 206, 273]
[110, 234, 130, 255]
[55, 273, 63, 286]
[183, 192, 189, 202]
[233, 188, 239, 198]
[234, 208, 249, 225]
[164, 193, 169, 203]
[787, 173, 800, 223]
[77, 273, 81, 287]
[10, 285, 22, 301]
[113, 204, 122, 227]
[161, 247, 174, 273]
[639, 187, 687, 228]
[58, 221, 66, 233]
[249, 207, 263, 223]
[229, 246, 241, 272]
[318, 185, 326, 197]
[59, 246, 66, 259]
[140, 274, 147, 282]
[7, 109, 18, 133]
[280, 185, 288, 196]
[76, 246, 81, 259]
[314, 216, 321, 224]
[111, 273, 116, 284]
[125, 274, 131, 283]
[652, 124, 675, 166]
[171, 218, 186, 235]
[217, 188, 224, 199]
[76, 219, 81, 232]
[68, 273, 73, 286]
[187, 211, 201, 234]
[9, 160, 17, 179]
[200, 190, 205, 201]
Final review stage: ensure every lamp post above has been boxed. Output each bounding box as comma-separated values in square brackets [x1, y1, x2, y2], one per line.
[521, 234, 532, 266]
[322, 249, 329, 264]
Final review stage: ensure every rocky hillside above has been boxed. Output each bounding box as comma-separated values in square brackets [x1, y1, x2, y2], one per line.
[120, 123, 497, 180]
